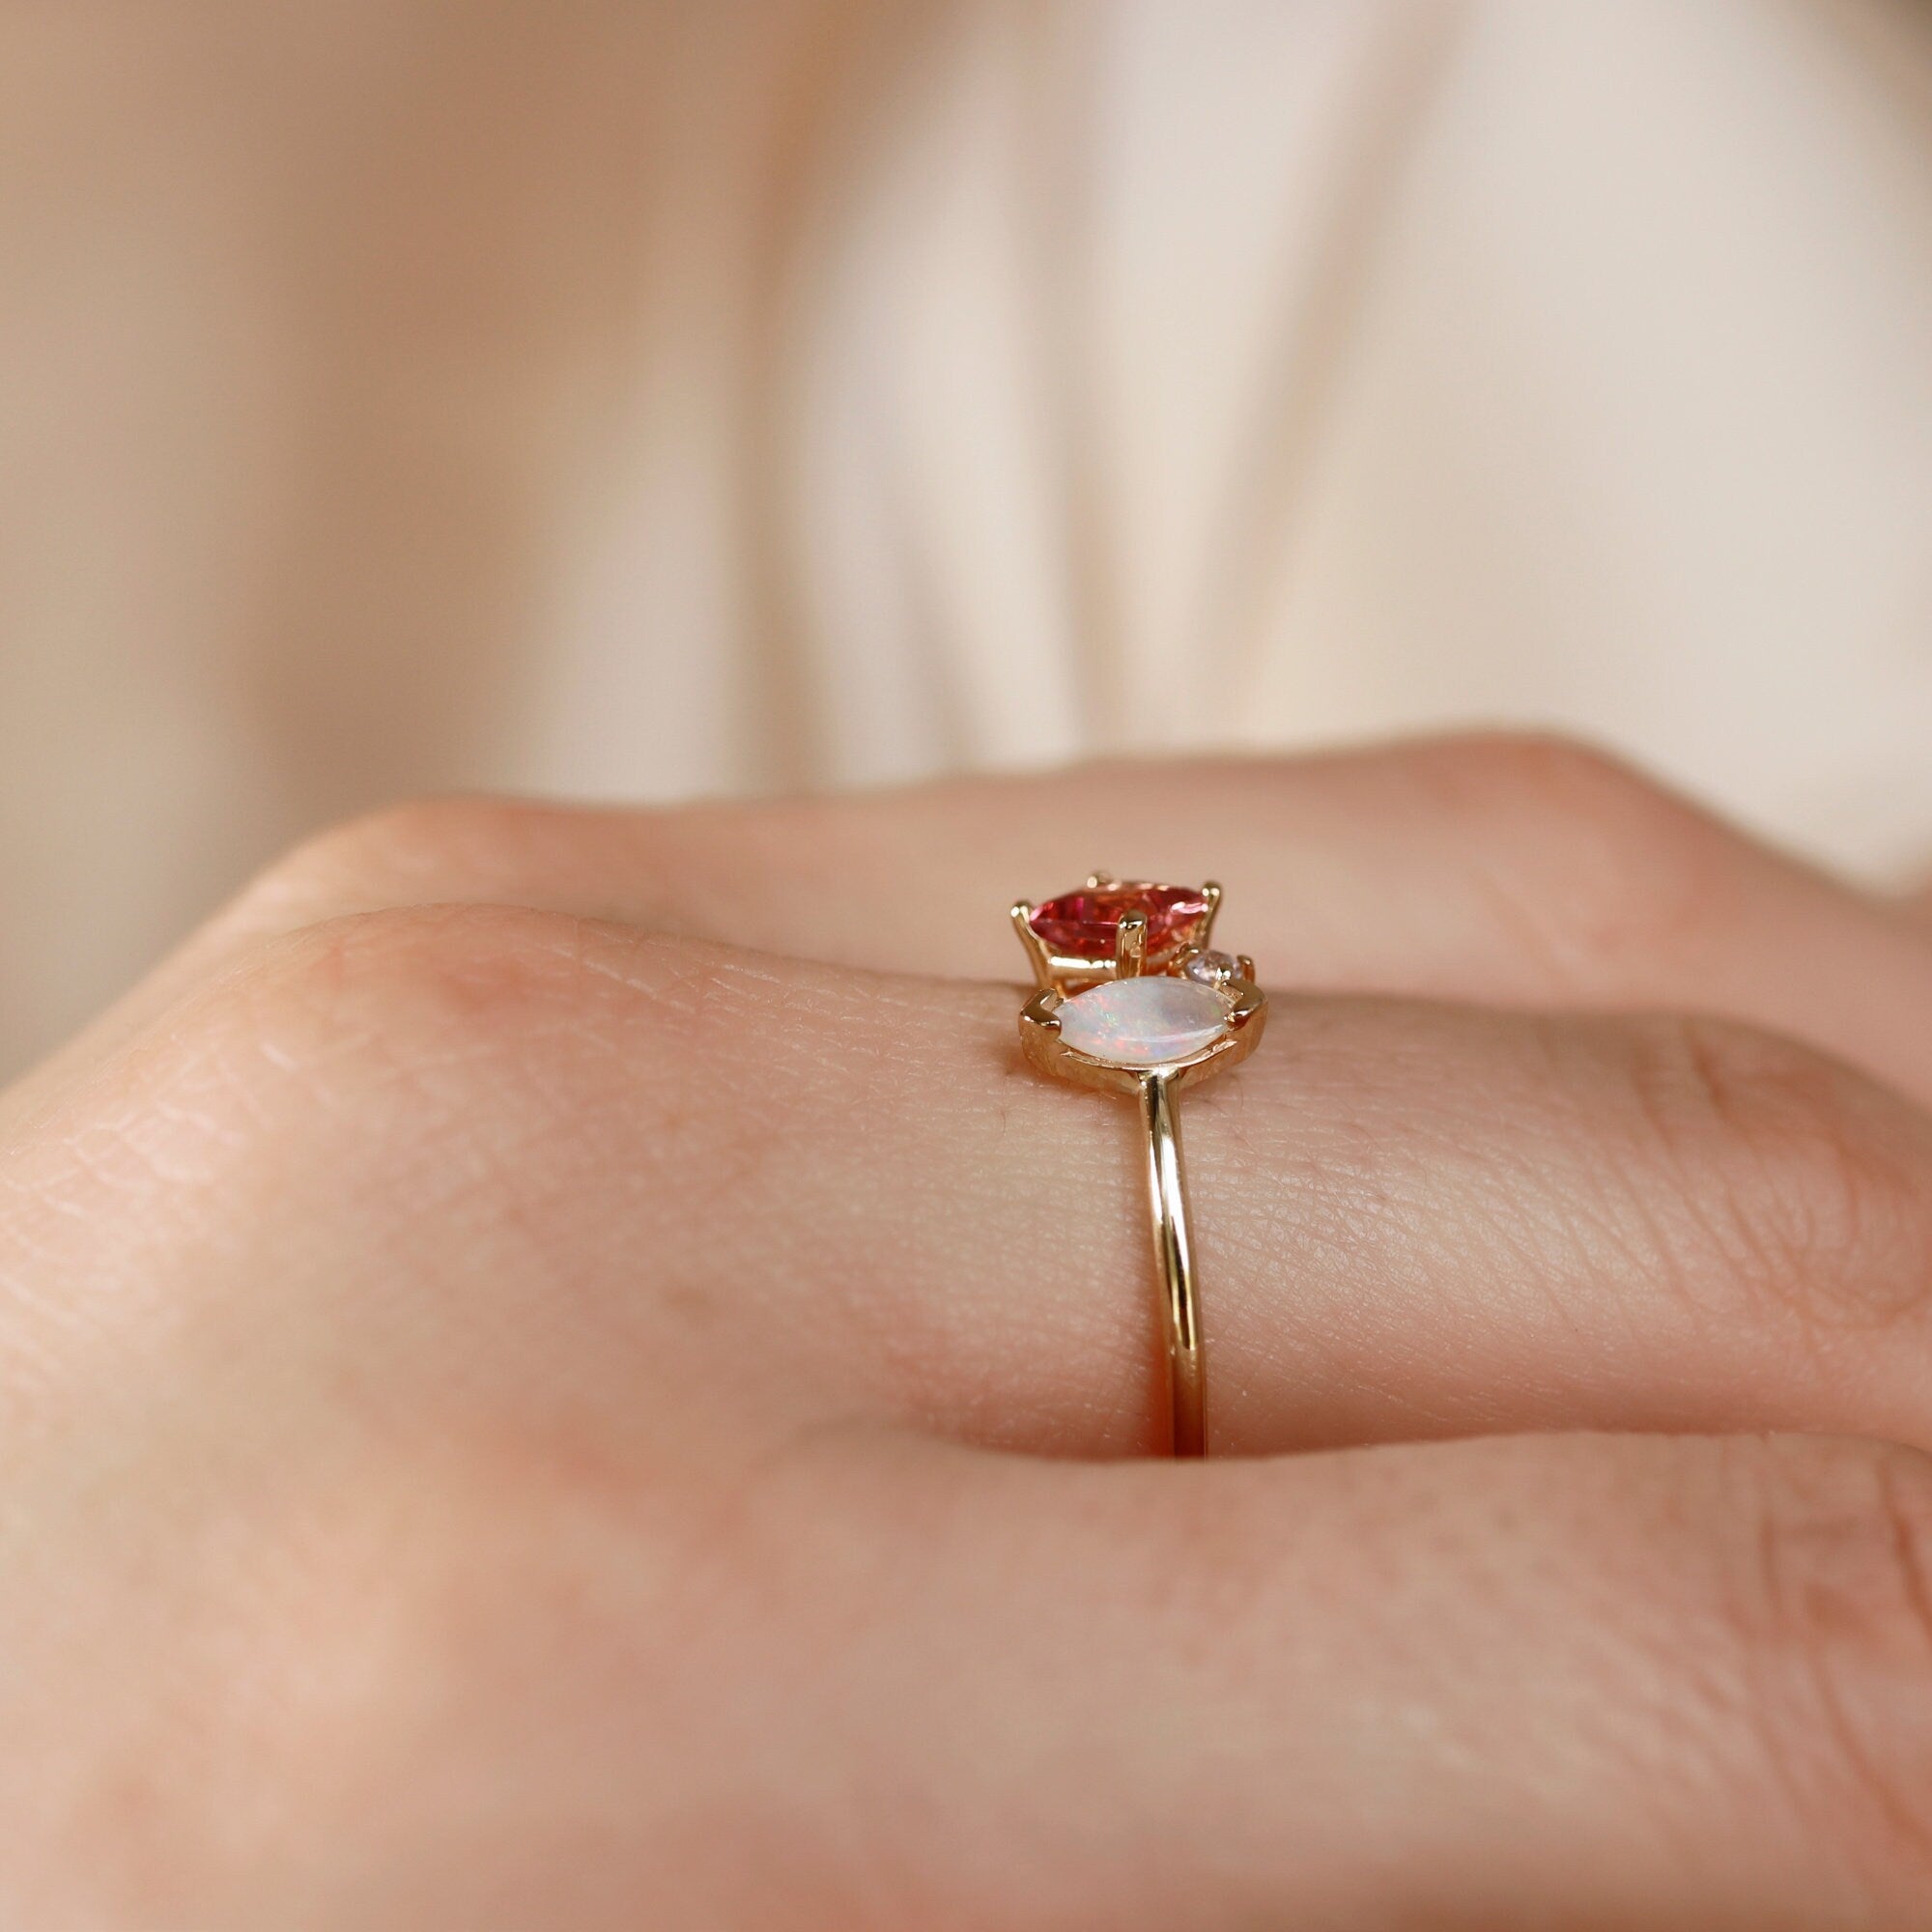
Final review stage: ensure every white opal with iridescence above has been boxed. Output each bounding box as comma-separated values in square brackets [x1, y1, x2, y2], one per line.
[1056, 977, 1231, 1068]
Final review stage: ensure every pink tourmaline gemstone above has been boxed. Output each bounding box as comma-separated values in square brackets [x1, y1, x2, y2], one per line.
[1027, 882, 1210, 962]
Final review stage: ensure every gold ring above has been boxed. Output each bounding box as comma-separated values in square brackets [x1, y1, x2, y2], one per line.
[1011, 876, 1267, 1458]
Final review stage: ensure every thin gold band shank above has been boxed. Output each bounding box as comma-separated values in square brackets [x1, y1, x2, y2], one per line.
[1140, 1069, 1206, 1458]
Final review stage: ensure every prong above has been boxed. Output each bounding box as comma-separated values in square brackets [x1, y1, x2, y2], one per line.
[1010, 901, 1056, 991]
[1086, 871, 1118, 890]
[1116, 909, 1148, 978]
[1236, 952, 1255, 983]
[1021, 986, 1064, 1031]
[1199, 880, 1224, 946]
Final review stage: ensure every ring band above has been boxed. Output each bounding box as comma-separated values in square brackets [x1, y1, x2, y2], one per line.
[1011, 876, 1267, 1458]
[1140, 1068, 1205, 1456]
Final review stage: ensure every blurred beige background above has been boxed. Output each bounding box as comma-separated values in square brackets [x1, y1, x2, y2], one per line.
[2, 0, 1930, 1080]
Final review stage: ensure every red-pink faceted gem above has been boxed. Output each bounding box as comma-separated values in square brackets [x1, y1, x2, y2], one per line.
[1027, 883, 1210, 961]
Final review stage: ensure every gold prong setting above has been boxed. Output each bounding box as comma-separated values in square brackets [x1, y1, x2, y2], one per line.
[1010, 899, 1057, 990]
[1014, 876, 1265, 1098]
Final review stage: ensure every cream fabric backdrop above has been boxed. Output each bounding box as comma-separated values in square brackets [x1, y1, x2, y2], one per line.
[2, 0, 1930, 1077]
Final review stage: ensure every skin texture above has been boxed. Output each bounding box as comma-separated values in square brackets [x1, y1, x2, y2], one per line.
[4, 734, 1932, 1929]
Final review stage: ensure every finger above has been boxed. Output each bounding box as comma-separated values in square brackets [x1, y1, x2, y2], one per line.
[13, 1410, 1928, 1921]
[36, 735, 1932, 1113]
[14, 907, 1932, 1463]
[722, 1429, 1932, 1931]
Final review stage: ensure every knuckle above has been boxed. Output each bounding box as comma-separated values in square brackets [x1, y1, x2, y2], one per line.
[1622, 1014, 1932, 1327]
[236, 899, 618, 1066]
[220, 796, 531, 938]
[1729, 1436, 1932, 1889]
[54, 903, 790, 1366]
[1409, 731, 1736, 980]
[190, 904, 720, 1204]
[1419, 728, 1654, 803]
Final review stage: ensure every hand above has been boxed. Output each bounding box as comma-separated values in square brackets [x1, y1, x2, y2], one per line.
[6, 735, 1932, 1929]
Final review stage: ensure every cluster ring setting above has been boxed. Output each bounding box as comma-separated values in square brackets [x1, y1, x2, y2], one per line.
[1011, 876, 1267, 1457]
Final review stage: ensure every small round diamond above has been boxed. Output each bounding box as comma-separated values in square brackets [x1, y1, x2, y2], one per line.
[1183, 949, 1239, 989]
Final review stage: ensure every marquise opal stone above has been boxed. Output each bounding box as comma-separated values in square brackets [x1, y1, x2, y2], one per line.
[1027, 883, 1210, 961]
[1056, 977, 1232, 1068]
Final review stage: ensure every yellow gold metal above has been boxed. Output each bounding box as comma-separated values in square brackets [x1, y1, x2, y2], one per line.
[1010, 900, 1056, 991]
[1012, 877, 1265, 1459]
[1200, 880, 1224, 947]
[1142, 1070, 1205, 1457]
